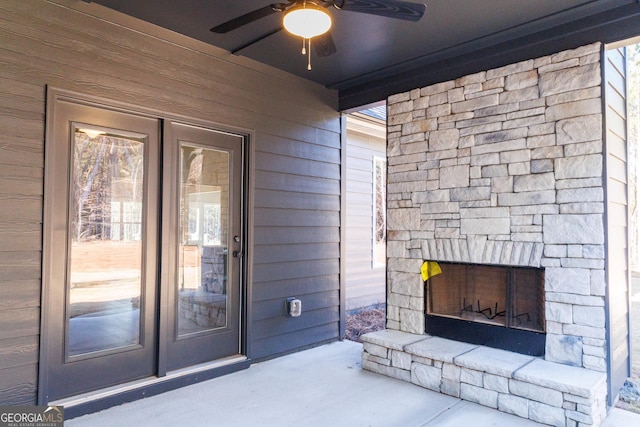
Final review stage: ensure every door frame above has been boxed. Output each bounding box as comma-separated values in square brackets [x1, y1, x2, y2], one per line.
[39, 87, 254, 409]
[159, 121, 245, 374]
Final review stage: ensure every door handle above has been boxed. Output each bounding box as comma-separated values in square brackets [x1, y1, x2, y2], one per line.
[233, 250, 243, 258]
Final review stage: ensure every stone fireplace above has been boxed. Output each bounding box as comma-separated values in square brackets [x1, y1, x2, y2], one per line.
[361, 42, 613, 426]
[385, 41, 606, 369]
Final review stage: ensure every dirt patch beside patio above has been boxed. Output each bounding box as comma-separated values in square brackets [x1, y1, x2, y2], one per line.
[345, 307, 385, 343]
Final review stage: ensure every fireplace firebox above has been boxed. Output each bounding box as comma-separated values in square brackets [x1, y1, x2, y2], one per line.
[425, 262, 545, 356]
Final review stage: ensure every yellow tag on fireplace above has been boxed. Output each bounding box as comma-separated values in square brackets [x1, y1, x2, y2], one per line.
[421, 261, 442, 281]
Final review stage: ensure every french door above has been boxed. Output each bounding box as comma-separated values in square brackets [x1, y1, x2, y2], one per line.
[161, 122, 243, 371]
[41, 92, 244, 402]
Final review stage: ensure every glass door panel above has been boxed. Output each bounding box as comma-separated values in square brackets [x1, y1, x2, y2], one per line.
[163, 122, 243, 371]
[42, 95, 159, 402]
[67, 127, 146, 358]
[177, 146, 230, 336]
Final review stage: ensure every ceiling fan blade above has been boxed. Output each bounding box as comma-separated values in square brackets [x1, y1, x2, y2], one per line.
[334, 0, 425, 21]
[231, 28, 283, 54]
[211, 5, 279, 33]
[315, 31, 337, 57]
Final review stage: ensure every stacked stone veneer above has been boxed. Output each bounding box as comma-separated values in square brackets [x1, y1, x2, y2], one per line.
[362, 330, 607, 426]
[363, 42, 612, 426]
[385, 42, 606, 370]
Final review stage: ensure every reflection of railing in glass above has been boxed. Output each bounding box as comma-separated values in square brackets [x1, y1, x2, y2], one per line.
[67, 128, 145, 357]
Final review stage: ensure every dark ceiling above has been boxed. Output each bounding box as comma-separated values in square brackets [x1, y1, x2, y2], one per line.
[86, 0, 640, 110]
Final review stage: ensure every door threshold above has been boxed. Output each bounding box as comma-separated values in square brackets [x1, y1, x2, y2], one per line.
[52, 355, 249, 419]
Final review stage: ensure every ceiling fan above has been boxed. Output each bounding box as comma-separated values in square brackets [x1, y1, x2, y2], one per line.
[211, 0, 426, 70]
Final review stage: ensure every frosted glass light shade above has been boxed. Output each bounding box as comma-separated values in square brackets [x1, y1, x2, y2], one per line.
[283, 5, 331, 39]
[78, 128, 106, 139]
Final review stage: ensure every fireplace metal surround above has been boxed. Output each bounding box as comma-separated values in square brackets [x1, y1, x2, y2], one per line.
[425, 262, 545, 356]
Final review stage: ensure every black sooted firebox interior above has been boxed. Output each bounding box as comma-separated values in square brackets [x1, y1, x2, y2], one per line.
[425, 262, 545, 356]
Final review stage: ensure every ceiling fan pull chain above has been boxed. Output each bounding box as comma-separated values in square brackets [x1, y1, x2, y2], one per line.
[307, 38, 312, 70]
[301, 37, 306, 54]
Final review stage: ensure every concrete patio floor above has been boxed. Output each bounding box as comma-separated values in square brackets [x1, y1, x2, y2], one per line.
[67, 340, 640, 427]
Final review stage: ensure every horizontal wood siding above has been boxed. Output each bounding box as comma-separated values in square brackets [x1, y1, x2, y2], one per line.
[0, 0, 340, 402]
[604, 46, 630, 405]
[252, 133, 341, 358]
[345, 117, 386, 311]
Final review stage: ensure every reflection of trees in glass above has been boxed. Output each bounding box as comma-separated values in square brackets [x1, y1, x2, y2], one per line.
[72, 132, 144, 242]
[374, 157, 387, 243]
[204, 204, 221, 245]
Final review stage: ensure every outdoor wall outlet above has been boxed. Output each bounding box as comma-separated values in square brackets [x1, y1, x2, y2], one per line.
[287, 298, 302, 317]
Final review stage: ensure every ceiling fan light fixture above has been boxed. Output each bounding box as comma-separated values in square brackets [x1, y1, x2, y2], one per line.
[77, 128, 107, 139]
[283, 4, 331, 39]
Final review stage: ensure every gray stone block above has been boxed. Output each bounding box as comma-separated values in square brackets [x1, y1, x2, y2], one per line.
[451, 187, 491, 202]
[555, 153, 602, 180]
[475, 128, 529, 146]
[400, 308, 425, 334]
[564, 140, 602, 157]
[508, 162, 530, 175]
[545, 266, 591, 295]
[556, 188, 603, 203]
[442, 363, 461, 381]
[405, 336, 477, 363]
[546, 302, 573, 323]
[497, 190, 555, 206]
[559, 202, 604, 214]
[514, 358, 607, 398]
[562, 325, 606, 339]
[411, 363, 441, 391]
[513, 172, 555, 192]
[543, 214, 604, 244]
[491, 176, 514, 193]
[387, 208, 421, 231]
[486, 59, 534, 79]
[498, 394, 530, 419]
[539, 63, 601, 97]
[505, 70, 539, 90]
[391, 350, 412, 369]
[363, 352, 392, 367]
[460, 368, 484, 387]
[482, 164, 508, 178]
[454, 347, 534, 377]
[451, 94, 499, 114]
[363, 342, 389, 358]
[429, 128, 460, 151]
[461, 383, 498, 409]
[360, 329, 428, 350]
[546, 292, 604, 307]
[509, 379, 564, 407]
[528, 401, 566, 427]
[546, 98, 602, 122]
[439, 165, 470, 188]
[583, 355, 607, 372]
[461, 218, 510, 236]
[440, 378, 461, 397]
[530, 159, 553, 173]
[470, 152, 501, 166]
[484, 374, 509, 393]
